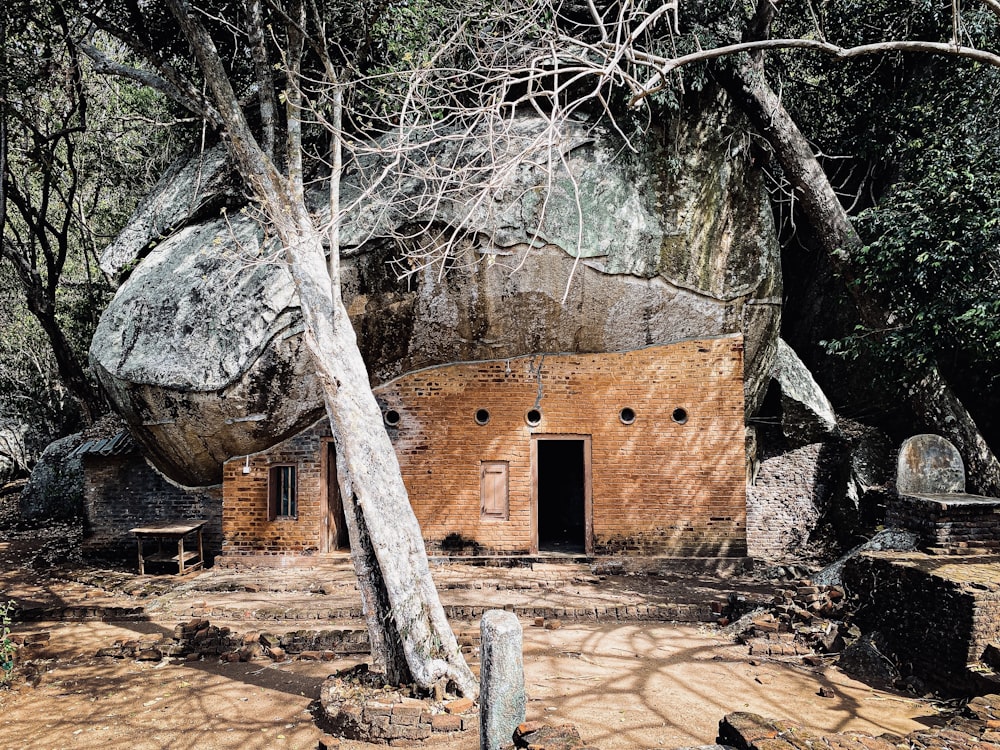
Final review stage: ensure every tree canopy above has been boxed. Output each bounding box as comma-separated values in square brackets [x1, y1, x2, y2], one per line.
[1, 0, 181, 472]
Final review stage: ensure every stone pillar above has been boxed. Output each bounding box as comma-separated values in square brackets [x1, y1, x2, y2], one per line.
[479, 610, 526, 750]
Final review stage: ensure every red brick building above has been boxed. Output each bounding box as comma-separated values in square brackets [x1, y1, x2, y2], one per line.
[221, 336, 747, 559]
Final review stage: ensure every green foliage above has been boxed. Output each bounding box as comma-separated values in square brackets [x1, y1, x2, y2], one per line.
[764, 0, 1000, 396]
[1, 0, 181, 448]
[851, 77, 1000, 370]
[0, 600, 15, 687]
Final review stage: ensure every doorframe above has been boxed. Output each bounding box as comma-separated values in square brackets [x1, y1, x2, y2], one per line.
[319, 437, 347, 552]
[530, 434, 593, 555]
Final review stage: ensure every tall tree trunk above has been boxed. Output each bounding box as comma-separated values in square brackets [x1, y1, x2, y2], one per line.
[165, 0, 476, 696]
[19, 273, 103, 425]
[34, 307, 103, 426]
[716, 59, 1000, 495]
[274, 206, 477, 696]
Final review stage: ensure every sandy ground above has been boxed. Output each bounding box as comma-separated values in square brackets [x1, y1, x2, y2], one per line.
[0, 529, 943, 750]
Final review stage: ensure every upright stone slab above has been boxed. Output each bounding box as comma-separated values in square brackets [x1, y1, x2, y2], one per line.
[897, 434, 965, 496]
[480, 610, 526, 750]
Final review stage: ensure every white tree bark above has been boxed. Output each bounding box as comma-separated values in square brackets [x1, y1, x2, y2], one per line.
[164, 0, 476, 697]
[276, 206, 477, 696]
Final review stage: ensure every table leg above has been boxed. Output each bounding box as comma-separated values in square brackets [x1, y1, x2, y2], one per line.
[136, 538, 145, 576]
[178, 535, 186, 574]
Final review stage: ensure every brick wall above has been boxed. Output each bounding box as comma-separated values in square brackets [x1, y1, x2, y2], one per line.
[222, 427, 329, 555]
[844, 552, 1000, 690]
[82, 454, 222, 560]
[746, 441, 847, 560]
[223, 337, 746, 557]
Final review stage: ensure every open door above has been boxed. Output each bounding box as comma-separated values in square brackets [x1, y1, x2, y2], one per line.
[533, 435, 592, 554]
[322, 440, 350, 551]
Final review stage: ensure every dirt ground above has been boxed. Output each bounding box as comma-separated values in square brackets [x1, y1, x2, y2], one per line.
[0, 527, 944, 750]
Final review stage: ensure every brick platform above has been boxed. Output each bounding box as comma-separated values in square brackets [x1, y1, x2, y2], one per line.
[843, 551, 1000, 693]
[887, 493, 1000, 554]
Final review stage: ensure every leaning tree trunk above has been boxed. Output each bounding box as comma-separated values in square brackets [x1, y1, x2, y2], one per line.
[277, 206, 478, 696]
[716, 55, 1000, 495]
[165, 0, 476, 697]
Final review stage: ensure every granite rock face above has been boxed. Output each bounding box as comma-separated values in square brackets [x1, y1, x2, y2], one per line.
[18, 433, 85, 524]
[91, 103, 782, 486]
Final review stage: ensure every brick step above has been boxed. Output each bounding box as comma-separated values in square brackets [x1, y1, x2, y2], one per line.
[15, 605, 147, 622]
[169, 602, 715, 624]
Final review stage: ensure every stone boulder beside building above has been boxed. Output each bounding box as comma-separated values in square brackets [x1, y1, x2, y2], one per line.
[91, 102, 783, 488]
[18, 433, 86, 526]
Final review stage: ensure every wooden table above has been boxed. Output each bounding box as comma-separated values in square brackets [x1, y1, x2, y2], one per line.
[130, 521, 206, 575]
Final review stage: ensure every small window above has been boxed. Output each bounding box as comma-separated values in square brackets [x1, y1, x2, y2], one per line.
[672, 407, 689, 425]
[480, 461, 509, 520]
[384, 409, 401, 427]
[268, 465, 297, 519]
[475, 408, 491, 426]
[525, 408, 542, 427]
[619, 407, 636, 425]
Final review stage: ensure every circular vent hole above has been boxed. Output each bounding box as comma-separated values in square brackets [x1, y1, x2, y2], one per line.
[475, 408, 491, 426]
[384, 409, 401, 427]
[525, 408, 542, 427]
[671, 407, 689, 425]
[619, 407, 636, 425]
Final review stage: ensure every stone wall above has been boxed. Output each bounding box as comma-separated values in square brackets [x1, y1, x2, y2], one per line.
[82, 454, 222, 561]
[843, 551, 1000, 689]
[223, 337, 747, 558]
[746, 441, 848, 560]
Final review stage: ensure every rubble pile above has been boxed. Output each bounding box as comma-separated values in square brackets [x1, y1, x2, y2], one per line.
[718, 693, 1000, 750]
[734, 581, 859, 659]
[513, 720, 600, 750]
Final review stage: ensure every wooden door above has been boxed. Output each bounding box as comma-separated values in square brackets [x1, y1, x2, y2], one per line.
[323, 441, 350, 551]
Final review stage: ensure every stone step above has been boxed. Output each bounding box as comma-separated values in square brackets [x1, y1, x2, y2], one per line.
[167, 601, 716, 624]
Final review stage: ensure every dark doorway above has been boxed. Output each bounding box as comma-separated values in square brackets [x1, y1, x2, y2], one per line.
[536, 439, 587, 553]
[325, 443, 350, 551]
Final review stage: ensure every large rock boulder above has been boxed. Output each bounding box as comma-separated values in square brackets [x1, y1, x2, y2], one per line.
[18, 433, 85, 525]
[771, 339, 838, 446]
[91, 102, 782, 486]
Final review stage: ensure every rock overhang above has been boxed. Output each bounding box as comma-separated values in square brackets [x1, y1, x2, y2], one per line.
[91, 106, 782, 486]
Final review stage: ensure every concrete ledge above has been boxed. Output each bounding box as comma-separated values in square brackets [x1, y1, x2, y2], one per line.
[899, 492, 1000, 509]
[170, 601, 718, 624]
[216, 553, 753, 577]
[439, 555, 754, 577]
[214, 553, 351, 569]
[16, 605, 148, 623]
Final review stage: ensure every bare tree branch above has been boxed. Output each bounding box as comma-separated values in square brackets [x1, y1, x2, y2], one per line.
[636, 38, 1000, 99]
[979, 0, 1000, 21]
[80, 39, 221, 124]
